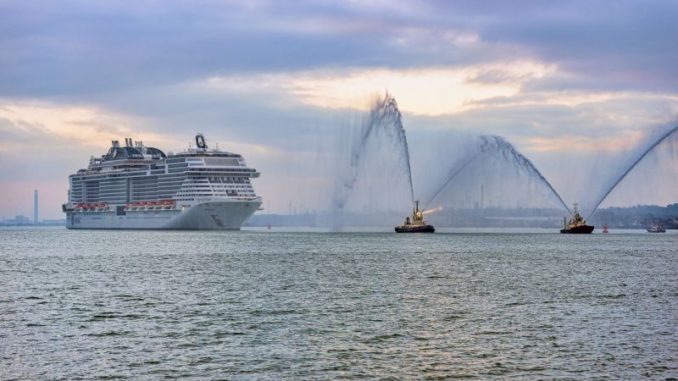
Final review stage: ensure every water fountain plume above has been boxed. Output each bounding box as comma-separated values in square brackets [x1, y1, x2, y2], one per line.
[425, 135, 572, 215]
[586, 125, 678, 219]
[424, 151, 483, 208]
[330, 93, 677, 229]
[332, 93, 415, 221]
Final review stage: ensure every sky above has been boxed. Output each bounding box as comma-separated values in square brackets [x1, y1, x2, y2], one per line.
[1, 0, 677, 219]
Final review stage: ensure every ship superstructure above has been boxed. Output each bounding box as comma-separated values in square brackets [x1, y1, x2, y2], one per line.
[560, 203, 594, 234]
[62, 134, 262, 229]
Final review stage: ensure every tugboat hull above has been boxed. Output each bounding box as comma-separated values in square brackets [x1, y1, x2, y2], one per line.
[560, 225, 594, 234]
[395, 225, 435, 233]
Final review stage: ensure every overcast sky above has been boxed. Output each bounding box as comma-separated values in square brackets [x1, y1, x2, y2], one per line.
[1, 0, 676, 219]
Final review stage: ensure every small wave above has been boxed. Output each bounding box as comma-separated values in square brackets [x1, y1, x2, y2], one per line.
[443, 314, 466, 321]
[504, 301, 528, 307]
[188, 356, 213, 365]
[95, 375, 126, 380]
[113, 294, 145, 302]
[214, 330, 246, 338]
[599, 294, 626, 299]
[431, 374, 475, 379]
[250, 309, 297, 316]
[320, 364, 351, 372]
[516, 366, 546, 372]
[485, 362, 511, 376]
[476, 331, 510, 335]
[86, 330, 131, 337]
[176, 342, 201, 349]
[90, 312, 118, 320]
[364, 333, 403, 343]
[574, 293, 627, 300]
[87, 312, 145, 321]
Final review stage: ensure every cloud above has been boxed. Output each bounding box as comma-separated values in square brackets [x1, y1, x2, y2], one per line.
[198, 61, 556, 116]
[3, 0, 676, 100]
[0, 101, 165, 153]
[523, 132, 646, 153]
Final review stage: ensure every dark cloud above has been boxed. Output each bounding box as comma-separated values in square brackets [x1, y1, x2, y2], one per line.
[0, 1, 416, 97]
[3, 0, 675, 98]
[432, 0, 678, 91]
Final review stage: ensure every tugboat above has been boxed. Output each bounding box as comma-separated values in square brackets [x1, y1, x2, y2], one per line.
[395, 200, 435, 233]
[560, 204, 594, 234]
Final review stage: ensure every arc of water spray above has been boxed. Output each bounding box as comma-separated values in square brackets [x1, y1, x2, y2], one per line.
[400, 125, 415, 203]
[586, 125, 678, 220]
[424, 152, 483, 207]
[425, 135, 572, 216]
[490, 136, 573, 216]
[336, 93, 415, 208]
[334, 111, 379, 209]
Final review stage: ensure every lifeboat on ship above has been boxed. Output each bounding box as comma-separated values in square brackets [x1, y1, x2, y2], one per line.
[161, 199, 176, 210]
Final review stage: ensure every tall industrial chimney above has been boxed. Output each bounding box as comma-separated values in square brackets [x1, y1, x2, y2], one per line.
[33, 189, 38, 224]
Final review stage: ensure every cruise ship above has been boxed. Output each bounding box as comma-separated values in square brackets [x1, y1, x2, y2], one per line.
[62, 134, 262, 229]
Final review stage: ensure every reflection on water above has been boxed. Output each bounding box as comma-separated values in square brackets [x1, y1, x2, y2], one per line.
[1, 227, 676, 379]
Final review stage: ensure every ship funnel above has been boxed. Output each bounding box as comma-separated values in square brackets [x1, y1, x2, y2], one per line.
[195, 133, 208, 149]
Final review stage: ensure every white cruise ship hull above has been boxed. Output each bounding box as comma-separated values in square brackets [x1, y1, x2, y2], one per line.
[66, 199, 261, 230]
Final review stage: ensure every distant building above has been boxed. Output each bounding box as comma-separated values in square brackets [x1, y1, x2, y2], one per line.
[4, 215, 32, 225]
[42, 219, 67, 226]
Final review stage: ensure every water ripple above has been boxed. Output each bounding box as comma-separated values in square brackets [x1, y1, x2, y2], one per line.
[1, 228, 676, 380]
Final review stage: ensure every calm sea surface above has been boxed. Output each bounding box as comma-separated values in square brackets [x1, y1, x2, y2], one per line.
[1, 227, 676, 380]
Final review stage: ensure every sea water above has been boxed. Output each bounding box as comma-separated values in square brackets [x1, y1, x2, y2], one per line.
[1, 227, 676, 379]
